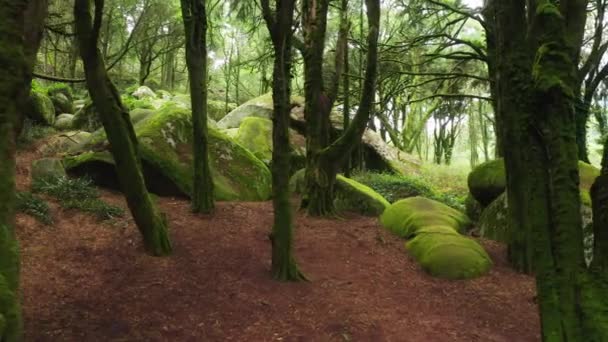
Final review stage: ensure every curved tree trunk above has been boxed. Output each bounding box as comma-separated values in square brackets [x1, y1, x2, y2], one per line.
[75, 0, 172, 256]
[180, 0, 215, 214]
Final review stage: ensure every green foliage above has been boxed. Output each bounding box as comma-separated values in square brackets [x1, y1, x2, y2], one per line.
[32, 176, 124, 220]
[352, 171, 465, 211]
[46, 82, 73, 100]
[15, 192, 52, 225]
[17, 121, 56, 148]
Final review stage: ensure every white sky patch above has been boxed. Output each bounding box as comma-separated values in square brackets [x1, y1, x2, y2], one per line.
[462, 0, 483, 8]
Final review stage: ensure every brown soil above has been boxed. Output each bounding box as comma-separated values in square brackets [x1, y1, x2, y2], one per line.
[15, 146, 540, 341]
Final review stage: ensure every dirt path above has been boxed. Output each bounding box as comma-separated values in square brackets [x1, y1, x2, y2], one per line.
[15, 147, 540, 341]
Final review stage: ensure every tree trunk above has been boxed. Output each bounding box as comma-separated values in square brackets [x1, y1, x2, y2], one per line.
[0, 1, 30, 339]
[181, 0, 215, 213]
[575, 97, 591, 163]
[261, 0, 306, 281]
[75, 0, 172, 256]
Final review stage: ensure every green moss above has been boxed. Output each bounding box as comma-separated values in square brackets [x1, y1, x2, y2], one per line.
[0, 272, 20, 341]
[406, 231, 492, 279]
[467, 159, 506, 207]
[0, 226, 21, 341]
[478, 193, 511, 243]
[66, 103, 272, 201]
[208, 100, 236, 121]
[380, 196, 471, 238]
[46, 82, 73, 101]
[72, 102, 102, 132]
[235, 117, 273, 164]
[353, 171, 464, 210]
[334, 175, 390, 216]
[27, 90, 56, 126]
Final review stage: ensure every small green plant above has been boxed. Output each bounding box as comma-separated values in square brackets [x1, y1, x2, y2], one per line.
[32, 176, 124, 220]
[17, 120, 56, 148]
[15, 191, 52, 225]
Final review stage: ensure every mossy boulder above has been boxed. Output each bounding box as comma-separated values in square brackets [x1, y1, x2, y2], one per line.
[65, 103, 272, 201]
[467, 159, 506, 207]
[39, 131, 91, 156]
[465, 193, 483, 222]
[406, 229, 492, 279]
[171, 95, 235, 121]
[53, 114, 74, 131]
[132, 85, 156, 99]
[50, 93, 74, 114]
[289, 169, 389, 216]
[334, 175, 390, 216]
[46, 83, 73, 102]
[380, 197, 471, 238]
[27, 91, 56, 126]
[468, 159, 599, 208]
[236, 117, 273, 164]
[72, 102, 102, 131]
[218, 93, 277, 129]
[31, 158, 67, 182]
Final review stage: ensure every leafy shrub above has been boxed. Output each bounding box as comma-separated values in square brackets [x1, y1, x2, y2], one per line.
[352, 171, 465, 211]
[32, 176, 124, 220]
[16, 191, 52, 224]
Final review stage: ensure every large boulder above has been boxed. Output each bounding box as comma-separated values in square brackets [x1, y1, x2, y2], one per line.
[219, 93, 420, 175]
[54, 114, 74, 131]
[31, 158, 67, 182]
[51, 93, 74, 114]
[64, 103, 272, 201]
[289, 170, 390, 216]
[171, 95, 235, 121]
[468, 159, 599, 207]
[406, 227, 492, 279]
[39, 131, 92, 156]
[236, 117, 273, 164]
[132, 86, 156, 99]
[380, 196, 471, 238]
[72, 102, 102, 131]
[27, 91, 56, 126]
[467, 159, 505, 207]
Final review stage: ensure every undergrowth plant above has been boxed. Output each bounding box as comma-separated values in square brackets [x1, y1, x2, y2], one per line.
[15, 191, 53, 225]
[32, 176, 124, 220]
[17, 120, 56, 148]
[352, 171, 466, 211]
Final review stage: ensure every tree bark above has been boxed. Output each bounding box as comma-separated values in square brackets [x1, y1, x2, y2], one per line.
[0, 1, 30, 339]
[181, 0, 215, 214]
[75, 0, 172, 256]
[261, 0, 306, 281]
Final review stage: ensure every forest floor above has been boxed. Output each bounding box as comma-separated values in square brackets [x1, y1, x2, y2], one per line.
[15, 145, 540, 341]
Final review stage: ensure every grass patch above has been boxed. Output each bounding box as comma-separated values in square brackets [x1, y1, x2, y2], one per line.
[352, 171, 465, 211]
[16, 191, 52, 225]
[32, 176, 124, 220]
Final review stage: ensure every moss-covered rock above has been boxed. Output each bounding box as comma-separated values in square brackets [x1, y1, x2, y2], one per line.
[46, 82, 73, 102]
[50, 93, 74, 114]
[39, 131, 92, 156]
[31, 158, 67, 182]
[289, 169, 389, 216]
[380, 196, 471, 238]
[27, 91, 56, 126]
[209, 100, 236, 121]
[132, 85, 156, 99]
[468, 159, 599, 208]
[53, 114, 74, 131]
[236, 117, 273, 164]
[217, 93, 277, 129]
[467, 159, 506, 207]
[65, 103, 272, 201]
[334, 175, 390, 216]
[406, 229, 492, 279]
[72, 102, 102, 132]
[465, 193, 483, 222]
[478, 191, 595, 264]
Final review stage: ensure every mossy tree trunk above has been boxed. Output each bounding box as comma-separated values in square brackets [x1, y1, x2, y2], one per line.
[0, 1, 29, 340]
[495, 0, 608, 339]
[74, 0, 172, 256]
[302, 0, 379, 216]
[180, 0, 215, 214]
[261, 0, 306, 281]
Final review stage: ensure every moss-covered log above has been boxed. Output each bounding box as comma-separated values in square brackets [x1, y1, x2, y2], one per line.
[74, 0, 171, 256]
